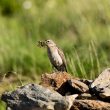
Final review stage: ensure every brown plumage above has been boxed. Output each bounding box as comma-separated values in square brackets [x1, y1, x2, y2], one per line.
[44, 39, 67, 72]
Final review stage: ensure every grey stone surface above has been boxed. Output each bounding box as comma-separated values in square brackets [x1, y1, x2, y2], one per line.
[1, 84, 69, 110]
[90, 68, 110, 101]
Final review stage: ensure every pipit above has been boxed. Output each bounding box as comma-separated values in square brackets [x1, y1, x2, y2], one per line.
[38, 39, 67, 72]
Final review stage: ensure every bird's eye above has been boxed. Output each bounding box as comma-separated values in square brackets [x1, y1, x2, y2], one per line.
[47, 40, 50, 43]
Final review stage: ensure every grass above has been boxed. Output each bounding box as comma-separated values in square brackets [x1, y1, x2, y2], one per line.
[67, 41, 101, 79]
[0, 0, 110, 108]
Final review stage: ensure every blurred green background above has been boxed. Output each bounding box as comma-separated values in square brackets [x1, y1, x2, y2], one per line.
[0, 0, 110, 109]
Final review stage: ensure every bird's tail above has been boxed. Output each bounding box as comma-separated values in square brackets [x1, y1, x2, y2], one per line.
[65, 67, 67, 72]
[61, 64, 67, 72]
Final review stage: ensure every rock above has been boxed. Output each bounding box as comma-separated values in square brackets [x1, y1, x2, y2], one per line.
[40, 72, 88, 96]
[67, 79, 89, 93]
[80, 79, 93, 86]
[2, 83, 110, 110]
[56, 80, 75, 96]
[40, 72, 72, 90]
[77, 93, 97, 100]
[90, 68, 110, 101]
[71, 99, 110, 110]
[65, 94, 78, 110]
[57, 79, 89, 96]
[40, 72, 76, 95]
[1, 83, 69, 110]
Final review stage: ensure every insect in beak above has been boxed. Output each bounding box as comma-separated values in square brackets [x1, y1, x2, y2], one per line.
[37, 41, 46, 47]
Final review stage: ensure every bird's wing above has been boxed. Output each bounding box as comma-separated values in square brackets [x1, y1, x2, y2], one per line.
[57, 47, 67, 67]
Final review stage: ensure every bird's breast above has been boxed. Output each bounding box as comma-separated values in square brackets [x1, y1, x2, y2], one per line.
[48, 48, 63, 65]
[52, 51, 63, 64]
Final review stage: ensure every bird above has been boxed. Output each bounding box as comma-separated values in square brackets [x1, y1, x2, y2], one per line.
[44, 39, 67, 72]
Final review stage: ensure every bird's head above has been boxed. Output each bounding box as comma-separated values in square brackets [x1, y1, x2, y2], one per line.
[44, 39, 56, 47]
